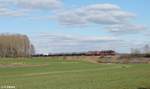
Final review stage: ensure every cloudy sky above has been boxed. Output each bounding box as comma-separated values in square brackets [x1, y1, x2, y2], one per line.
[0, 0, 149, 54]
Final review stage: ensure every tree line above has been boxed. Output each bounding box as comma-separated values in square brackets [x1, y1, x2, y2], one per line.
[131, 44, 150, 55]
[0, 34, 35, 57]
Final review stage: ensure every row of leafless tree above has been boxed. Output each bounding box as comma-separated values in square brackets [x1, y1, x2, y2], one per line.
[0, 34, 35, 57]
[131, 44, 150, 55]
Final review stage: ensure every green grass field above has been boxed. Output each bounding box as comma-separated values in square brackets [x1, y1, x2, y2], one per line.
[0, 57, 150, 89]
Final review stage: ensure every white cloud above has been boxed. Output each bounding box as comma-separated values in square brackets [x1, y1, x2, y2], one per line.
[37, 33, 118, 44]
[0, 1, 147, 34]
[82, 4, 121, 11]
[55, 4, 135, 26]
[0, 0, 62, 10]
[106, 24, 147, 33]
[54, 3, 147, 33]
[30, 33, 150, 53]
[0, 0, 62, 17]
[0, 7, 27, 16]
[30, 33, 119, 53]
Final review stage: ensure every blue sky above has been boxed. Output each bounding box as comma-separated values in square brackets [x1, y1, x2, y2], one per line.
[0, 0, 149, 54]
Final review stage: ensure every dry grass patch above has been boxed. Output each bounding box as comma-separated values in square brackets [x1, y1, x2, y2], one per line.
[0, 62, 48, 68]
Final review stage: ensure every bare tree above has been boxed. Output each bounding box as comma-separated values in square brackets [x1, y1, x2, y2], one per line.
[131, 48, 141, 55]
[0, 34, 35, 57]
[143, 44, 150, 54]
[30, 44, 35, 55]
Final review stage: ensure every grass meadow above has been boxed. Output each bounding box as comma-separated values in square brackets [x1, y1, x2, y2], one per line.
[0, 57, 150, 89]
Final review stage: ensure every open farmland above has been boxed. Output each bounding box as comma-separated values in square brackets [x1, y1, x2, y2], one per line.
[0, 57, 150, 89]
